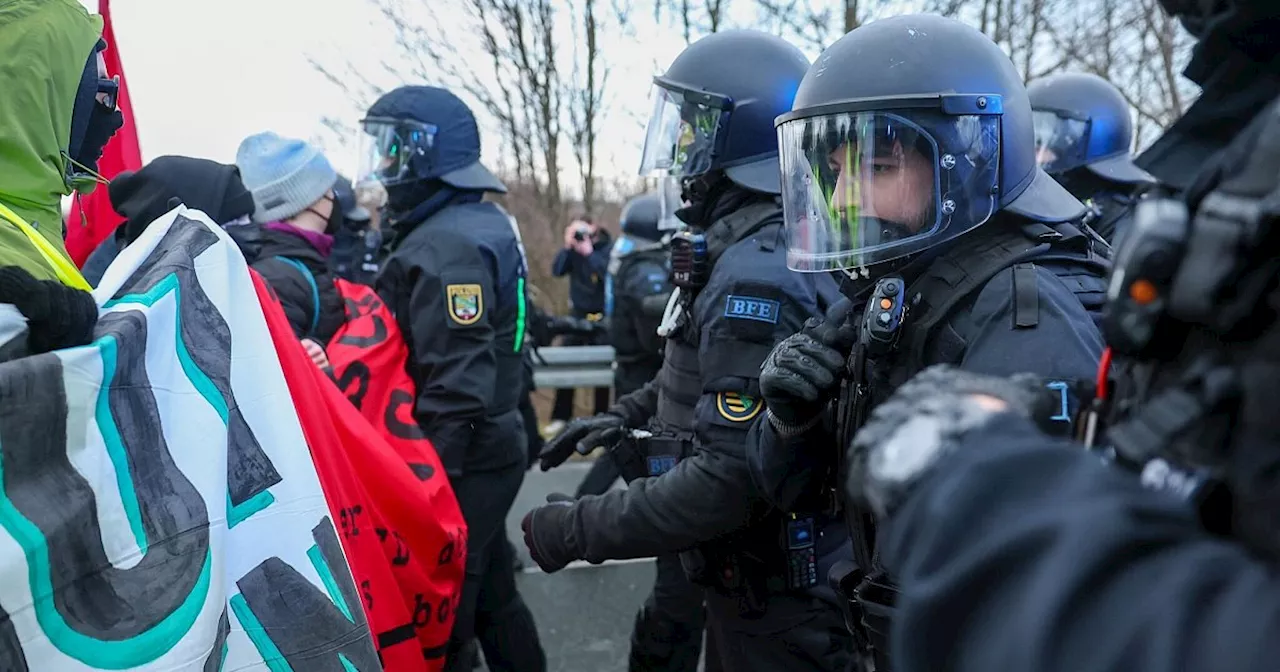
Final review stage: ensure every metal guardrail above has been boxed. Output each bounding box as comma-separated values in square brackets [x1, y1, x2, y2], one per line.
[531, 345, 616, 389]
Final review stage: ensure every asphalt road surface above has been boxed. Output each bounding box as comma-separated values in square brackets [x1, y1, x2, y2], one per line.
[483, 461, 658, 671]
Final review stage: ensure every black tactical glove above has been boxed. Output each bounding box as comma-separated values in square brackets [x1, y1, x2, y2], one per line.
[606, 434, 652, 484]
[845, 365, 1050, 519]
[520, 493, 580, 573]
[538, 413, 626, 471]
[0, 266, 98, 354]
[760, 298, 858, 436]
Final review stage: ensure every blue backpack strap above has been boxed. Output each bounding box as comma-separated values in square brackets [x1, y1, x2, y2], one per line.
[273, 256, 321, 338]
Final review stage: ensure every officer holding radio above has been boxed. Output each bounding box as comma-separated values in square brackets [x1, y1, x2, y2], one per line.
[524, 30, 851, 672]
[745, 14, 1112, 669]
[832, 1, 1280, 670]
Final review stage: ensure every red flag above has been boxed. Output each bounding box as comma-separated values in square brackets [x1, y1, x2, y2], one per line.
[252, 272, 468, 671]
[66, 0, 143, 267]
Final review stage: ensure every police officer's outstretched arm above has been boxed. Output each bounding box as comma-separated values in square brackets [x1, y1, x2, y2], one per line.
[554, 273, 822, 562]
[845, 367, 1280, 672]
[396, 234, 497, 475]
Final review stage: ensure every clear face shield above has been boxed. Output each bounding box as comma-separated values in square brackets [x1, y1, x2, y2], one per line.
[638, 82, 731, 180]
[1032, 110, 1090, 175]
[357, 117, 438, 187]
[777, 101, 1002, 273]
[657, 175, 685, 231]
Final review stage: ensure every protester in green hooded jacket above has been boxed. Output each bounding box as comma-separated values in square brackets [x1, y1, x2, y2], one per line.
[0, 0, 121, 354]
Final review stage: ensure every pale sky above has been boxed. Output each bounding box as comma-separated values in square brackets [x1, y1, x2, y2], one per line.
[84, 0, 728, 198]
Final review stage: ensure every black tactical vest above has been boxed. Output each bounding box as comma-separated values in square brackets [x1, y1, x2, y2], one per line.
[840, 218, 1112, 672]
[887, 218, 1111, 389]
[652, 202, 782, 435]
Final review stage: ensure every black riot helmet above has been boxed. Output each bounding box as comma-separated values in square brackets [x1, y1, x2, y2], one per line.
[775, 14, 1084, 273]
[619, 191, 676, 243]
[1028, 72, 1155, 185]
[639, 30, 809, 195]
[359, 86, 507, 194]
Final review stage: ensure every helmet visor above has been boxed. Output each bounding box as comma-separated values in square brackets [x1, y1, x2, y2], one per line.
[639, 84, 727, 178]
[1033, 110, 1090, 174]
[778, 110, 1000, 272]
[657, 175, 685, 230]
[358, 118, 438, 187]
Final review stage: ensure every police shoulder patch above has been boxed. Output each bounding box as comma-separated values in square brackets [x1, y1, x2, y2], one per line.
[723, 294, 781, 323]
[446, 283, 483, 326]
[716, 391, 763, 422]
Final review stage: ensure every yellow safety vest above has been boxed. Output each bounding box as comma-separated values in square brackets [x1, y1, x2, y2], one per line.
[0, 201, 91, 291]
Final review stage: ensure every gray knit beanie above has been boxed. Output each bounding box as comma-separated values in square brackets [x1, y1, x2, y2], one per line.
[235, 132, 338, 223]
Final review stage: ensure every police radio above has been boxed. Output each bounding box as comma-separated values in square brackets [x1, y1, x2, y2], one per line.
[829, 274, 909, 656]
[784, 514, 818, 590]
[1102, 198, 1190, 357]
[668, 230, 710, 291]
[860, 275, 907, 358]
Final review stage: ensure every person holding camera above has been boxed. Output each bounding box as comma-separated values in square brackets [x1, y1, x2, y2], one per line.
[546, 215, 614, 433]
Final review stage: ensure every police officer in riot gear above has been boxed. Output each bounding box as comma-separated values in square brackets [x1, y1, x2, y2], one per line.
[575, 190, 677, 498]
[522, 30, 852, 672]
[1028, 72, 1156, 242]
[609, 190, 677, 395]
[747, 14, 1111, 669]
[361, 85, 546, 672]
[833, 2, 1280, 670]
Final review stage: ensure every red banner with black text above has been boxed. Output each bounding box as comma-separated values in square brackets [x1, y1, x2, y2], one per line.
[253, 271, 467, 671]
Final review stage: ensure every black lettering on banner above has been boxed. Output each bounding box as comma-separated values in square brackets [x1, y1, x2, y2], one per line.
[343, 294, 382, 321]
[0, 602, 30, 672]
[438, 541, 455, 567]
[407, 463, 435, 481]
[376, 623, 418, 651]
[391, 531, 410, 566]
[0, 318, 211, 651]
[375, 528, 410, 565]
[412, 594, 433, 628]
[337, 315, 389, 349]
[340, 505, 364, 538]
[115, 219, 282, 517]
[385, 389, 427, 440]
[234, 517, 378, 670]
[436, 596, 452, 625]
[361, 580, 374, 611]
[333, 361, 371, 410]
[201, 608, 231, 672]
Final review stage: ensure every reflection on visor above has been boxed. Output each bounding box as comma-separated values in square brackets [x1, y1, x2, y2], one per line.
[358, 119, 438, 187]
[657, 175, 685, 230]
[777, 109, 1000, 272]
[639, 86, 725, 177]
[1032, 110, 1089, 174]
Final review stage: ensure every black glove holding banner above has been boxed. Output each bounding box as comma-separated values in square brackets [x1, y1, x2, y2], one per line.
[0, 266, 98, 354]
[538, 413, 627, 471]
[845, 365, 1051, 519]
[520, 493, 580, 573]
[760, 298, 858, 436]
